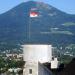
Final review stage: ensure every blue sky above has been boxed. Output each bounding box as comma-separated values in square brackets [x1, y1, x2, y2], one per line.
[0, 0, 75, 14]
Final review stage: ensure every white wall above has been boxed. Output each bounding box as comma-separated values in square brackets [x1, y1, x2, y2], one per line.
[22, 44, 52, 63]
[23, 61, 38, 75]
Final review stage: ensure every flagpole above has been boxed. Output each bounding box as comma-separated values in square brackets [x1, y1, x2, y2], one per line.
[28, 0, 39, 43]
[28, 11, 31, 43]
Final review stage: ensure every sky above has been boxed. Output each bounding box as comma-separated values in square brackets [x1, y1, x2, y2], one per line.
[0, 0, 75, 14]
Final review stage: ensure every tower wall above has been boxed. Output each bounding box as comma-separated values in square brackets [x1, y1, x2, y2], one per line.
[22, 44, 52, 63]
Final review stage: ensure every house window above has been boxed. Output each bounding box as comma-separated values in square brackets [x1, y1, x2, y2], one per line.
[29, 69, 32, 74]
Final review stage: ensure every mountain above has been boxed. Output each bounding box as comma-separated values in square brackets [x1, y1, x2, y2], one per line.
[0, 1, 75, 49]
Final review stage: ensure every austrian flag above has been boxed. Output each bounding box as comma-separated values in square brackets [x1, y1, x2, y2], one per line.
[30, 12, 39, 17]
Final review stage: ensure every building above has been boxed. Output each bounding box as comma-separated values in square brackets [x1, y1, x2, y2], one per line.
[51, 58, 59, 69]
[23, 44, 53, 75]
[23, 61, 52, 75]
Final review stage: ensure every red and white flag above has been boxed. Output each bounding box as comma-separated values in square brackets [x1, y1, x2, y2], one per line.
[30, 12, 39, 17]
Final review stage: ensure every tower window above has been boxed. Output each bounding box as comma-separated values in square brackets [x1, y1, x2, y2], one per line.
[29, 69, 32, 74]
